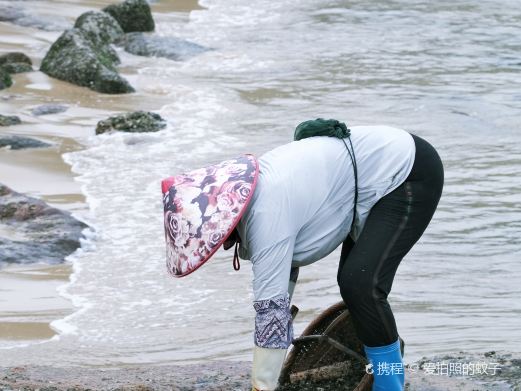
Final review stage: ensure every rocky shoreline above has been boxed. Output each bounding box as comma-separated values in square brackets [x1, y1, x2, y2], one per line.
[1, 0, 180, 268]
[0, 0, 209, 94]
[3, 1, 520, 390]
[0, 183, 87, 266]
[0, 351, 519, 391]
[0, 362, 252, 391]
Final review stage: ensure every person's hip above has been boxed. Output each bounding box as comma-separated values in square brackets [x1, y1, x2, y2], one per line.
[406, 133, 444, 190]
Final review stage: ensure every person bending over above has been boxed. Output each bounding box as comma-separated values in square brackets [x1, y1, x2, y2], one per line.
[162, 120, 444, 391]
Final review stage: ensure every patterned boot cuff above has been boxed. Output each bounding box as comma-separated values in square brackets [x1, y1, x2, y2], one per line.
[253, 293, 293, 349]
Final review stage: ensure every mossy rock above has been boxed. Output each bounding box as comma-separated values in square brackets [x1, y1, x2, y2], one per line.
[0, 52, 33, 74]
[96, 111, 166, 134]
[2, 63, 33, 74]
[0, 52, 33, 73]
[0, 52, 32, 66]
[103, 0, 155, 33]
[0, 67, 13, 90]
[0, 114, 21, 126]
[74, 11, 124, 47]
[40, 28, 134, 94]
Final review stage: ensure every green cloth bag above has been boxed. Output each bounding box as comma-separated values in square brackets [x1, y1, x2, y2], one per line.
[293, 118, 350, 141]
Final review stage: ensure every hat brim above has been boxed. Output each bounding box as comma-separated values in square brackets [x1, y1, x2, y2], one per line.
[162, 154, 258, 277]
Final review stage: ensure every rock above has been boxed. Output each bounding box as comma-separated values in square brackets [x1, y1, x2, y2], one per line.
[0, 6, 25, 23]
[0, 5, 70, 31]
[0, 136, 51, 150]
[0, 183, 87, 266]
[1, 94, 19, 101]
[0, 52, 33, 74]
[74, 11, 124, 47]
[40, 28, 134, 94]
[0, 115, 21, 126]
[2, 62, 33, 74]
[103, 0, 155, 33]
[0, 52, 32, 67]
[0, 67, 13, 90]
[95, 111, 166, 134]
[30, 104, 68, 116]
[118, 32, 209, 61]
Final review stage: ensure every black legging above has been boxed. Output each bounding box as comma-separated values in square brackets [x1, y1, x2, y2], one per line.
[337, 134, 444, 347]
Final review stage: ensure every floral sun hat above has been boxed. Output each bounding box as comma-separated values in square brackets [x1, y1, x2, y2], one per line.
[161, 154, 259, 277]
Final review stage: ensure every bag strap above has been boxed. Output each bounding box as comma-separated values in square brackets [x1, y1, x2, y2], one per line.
[293, 118, 358, 236]
[341, 135, 358, 235]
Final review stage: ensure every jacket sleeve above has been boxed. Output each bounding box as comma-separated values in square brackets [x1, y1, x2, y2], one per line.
[250, 236, 295, 390]
[251, 235, 295, 348]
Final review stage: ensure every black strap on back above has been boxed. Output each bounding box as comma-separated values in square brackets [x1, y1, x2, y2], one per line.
[293, 118, 358, 236]
[341, 134, 358, 235]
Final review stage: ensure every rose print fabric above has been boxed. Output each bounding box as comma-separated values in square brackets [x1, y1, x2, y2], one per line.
[162, 154, 259, 277]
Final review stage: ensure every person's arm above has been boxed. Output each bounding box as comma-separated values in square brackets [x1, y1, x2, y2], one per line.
[250, 236, 295, 391]
[252, 295, 292, 390]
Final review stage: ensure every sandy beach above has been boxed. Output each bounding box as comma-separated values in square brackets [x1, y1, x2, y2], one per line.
[0, 263, 71, 341]
[0, 111, 85, 343]
[1, 358, 515, 391]
[0, 0, 204, 348]
[1, 0, 521, 389]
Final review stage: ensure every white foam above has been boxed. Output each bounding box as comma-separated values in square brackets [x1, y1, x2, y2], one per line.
[45, 30, 254, 357]
[50, 226, 97, 337]
[0, 336, 59, 351]
[25, 83, 53, 91]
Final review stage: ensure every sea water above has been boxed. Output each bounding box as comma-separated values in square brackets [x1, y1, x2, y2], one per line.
[0, 0, 520, 367]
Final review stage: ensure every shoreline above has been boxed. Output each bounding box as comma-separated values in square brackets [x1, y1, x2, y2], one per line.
[0, 0, 202, 348]
[2, 1, 520, 388]
[0, 263, 72, 342]
[0, 363, 252, 391]
[0, 360, 510, 391]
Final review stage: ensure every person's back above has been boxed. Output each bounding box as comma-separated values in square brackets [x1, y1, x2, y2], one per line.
[237, 125, 416, 301]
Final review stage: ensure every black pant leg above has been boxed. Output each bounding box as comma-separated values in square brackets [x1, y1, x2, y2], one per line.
[337, 135, 443, 347]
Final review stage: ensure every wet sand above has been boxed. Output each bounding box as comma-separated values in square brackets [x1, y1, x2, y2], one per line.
[0, 360, 511, 391]
[0, 74, 91, 343]
[0, 264, 72, 341]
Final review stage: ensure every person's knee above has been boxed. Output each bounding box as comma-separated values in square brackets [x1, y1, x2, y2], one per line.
[338, 269, 374, 307]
